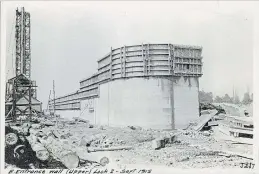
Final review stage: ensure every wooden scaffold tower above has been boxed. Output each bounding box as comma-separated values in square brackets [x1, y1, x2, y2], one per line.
[5, 7, 42, 122]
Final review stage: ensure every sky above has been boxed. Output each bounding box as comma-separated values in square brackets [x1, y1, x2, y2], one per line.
[3, 1, 255, 108]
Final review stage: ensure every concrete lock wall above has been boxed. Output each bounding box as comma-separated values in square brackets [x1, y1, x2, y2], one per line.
[80, 98, 97, 124]
[56, 110, 80, 120]
[50, 44, 203, 129]
[173, 77, 199, 129]
[79, 76, 199, 129]
[96, 77, 174, 129]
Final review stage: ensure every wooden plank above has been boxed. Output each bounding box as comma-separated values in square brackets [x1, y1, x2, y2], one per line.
[214, 126, 253, 145]
[88, 146, 133, 152]
[208, 120, 219, 126]
[221, 150, 253, 160]
[191, 110, 218, 131]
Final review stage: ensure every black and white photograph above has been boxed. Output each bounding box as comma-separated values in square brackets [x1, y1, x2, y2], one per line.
[1, 1, 256, 172]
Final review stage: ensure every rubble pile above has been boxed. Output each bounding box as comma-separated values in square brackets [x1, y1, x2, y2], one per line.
[5, 103, 254, 169]
[5, 120, 114, 169]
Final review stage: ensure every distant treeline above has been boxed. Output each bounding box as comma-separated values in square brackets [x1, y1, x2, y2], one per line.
[199, 90, 253, 104]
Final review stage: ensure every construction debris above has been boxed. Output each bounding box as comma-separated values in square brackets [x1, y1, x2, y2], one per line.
[152, 138, 164, 150]
[5, 120, 112, 169]
[73, 117, 89, 124]
[5, 102, 254, 169]
[88, 146, 133, 152]
[188, 110, 218, 131]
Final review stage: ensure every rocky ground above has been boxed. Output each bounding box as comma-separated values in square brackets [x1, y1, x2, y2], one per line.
[5, 106, 254, 170]
[30, 123, 253, 169]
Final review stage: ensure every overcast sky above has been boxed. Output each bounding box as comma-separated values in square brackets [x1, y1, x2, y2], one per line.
[3, 1, 255, 107]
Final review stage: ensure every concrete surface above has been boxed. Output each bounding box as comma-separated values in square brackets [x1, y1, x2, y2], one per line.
[79, 76, 199, 129]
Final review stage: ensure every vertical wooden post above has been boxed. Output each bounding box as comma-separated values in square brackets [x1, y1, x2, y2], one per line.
[12, 81, 16, 122]
[142, 43, 145, 75]
[53, 80, 56, 116]
[147, 44, 150, 74]
[172, 45, 175, 75]
[123, 45, 126, 77]
[110, 47, 113, 79]
[47, 90, 51, 111]
[145, 44, 148, 75]
[120, 47, 123, 77]
[168, 44, 171, 74]
[145, 44, 147, 76]
[34, 81, 37, 98]
[29, 84, 32, 121]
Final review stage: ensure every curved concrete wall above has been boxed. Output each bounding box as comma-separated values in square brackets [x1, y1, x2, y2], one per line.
[173, 77, 199, 129]
[51, 43, 202, 130]
[79, 76, 199, 129]
[96, 77, 174, 129]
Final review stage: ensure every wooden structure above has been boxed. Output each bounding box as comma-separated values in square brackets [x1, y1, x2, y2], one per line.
[215, 116, 253, 144]
[218, 116, 253, 138]
[5, 7, 42, 122]
[5, 74, 42, 121]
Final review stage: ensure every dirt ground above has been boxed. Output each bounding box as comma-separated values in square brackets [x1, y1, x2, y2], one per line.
[40, 123, 253, 169]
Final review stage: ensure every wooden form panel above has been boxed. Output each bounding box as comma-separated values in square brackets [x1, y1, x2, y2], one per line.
[50, 92, 79, 104]
[125, 67, 143, 73]
[50, 86, 99, 110]
[78, 88, 98, 99]
[173, 46, 202, 76]
[149, 44, 168, 49]
[81, 44, 203, 90]
[98, 71, 110, 82]
[149, 49, 169, 55]
[174, 47, 202, 58]
[125, 51, 142, 57]
[174, 64, 202, 74]
[126, 45, 142, 51]
[58, 44, 203, 108]
[98, 55, 110, 69]
[49, 101, 80, 110]
[112, 48, 121, 55]
[52, 99, 80, 106]
[80, 74, 98, 89]
[149, 60, 169, 66]
[98, 66, 110, 74]
[149, 55, 168, 61]
[52, 102, 80, 110]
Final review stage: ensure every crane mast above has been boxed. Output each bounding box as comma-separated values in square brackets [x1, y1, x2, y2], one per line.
[5, 7, 42, 122]
[15, 7, 31, 79]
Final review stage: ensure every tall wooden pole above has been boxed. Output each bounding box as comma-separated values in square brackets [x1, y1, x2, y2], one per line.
[53, 80, 55, 116]
[47, 90, 51, 111]
[12, 81, 16, 122]
[53, 80, 59, 127]
[29, 85, 32, 121]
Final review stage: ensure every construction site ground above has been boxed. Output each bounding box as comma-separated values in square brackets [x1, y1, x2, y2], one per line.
[37, 123, 253, 169]
[5, 103, 254, 169]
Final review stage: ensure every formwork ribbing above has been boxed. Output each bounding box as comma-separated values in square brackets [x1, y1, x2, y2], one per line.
[49, 43, 203, 129]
